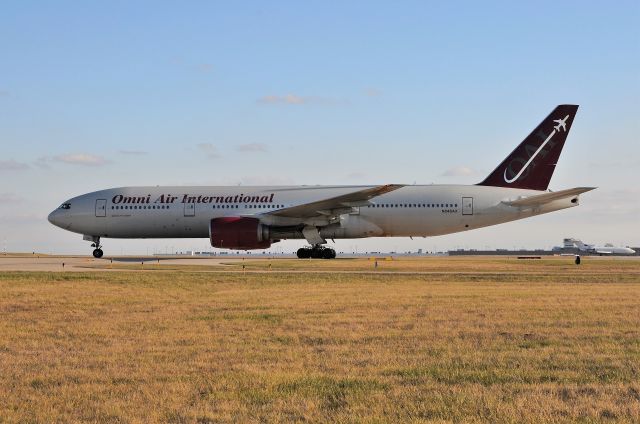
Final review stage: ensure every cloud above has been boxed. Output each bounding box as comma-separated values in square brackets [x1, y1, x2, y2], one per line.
[197, 143, 220, 159]
[53, 154, 111, 166]
[258, 94, 306, 105]
[0, 159, 29, 171]
[364, 87, 382, 97]
[195, 63, 213, 73]
[34, 157, 52, 170]
[257, 94, 346, 106]
[441, 166, 478, 177]
[237, 143, 268, 153]
[0, 193, 24, 203]
[119, 150, 148, 155]
[0, 90, 9, 97]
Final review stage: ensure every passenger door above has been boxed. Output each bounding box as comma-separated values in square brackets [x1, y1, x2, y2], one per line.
[462, 197, 473, 215]
[95, 199, 107, 217]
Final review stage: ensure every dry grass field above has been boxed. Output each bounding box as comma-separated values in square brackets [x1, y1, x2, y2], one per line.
[1, 257, 639, 423]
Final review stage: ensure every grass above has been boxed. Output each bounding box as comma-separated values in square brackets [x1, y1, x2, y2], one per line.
[0, 257, 639, 422]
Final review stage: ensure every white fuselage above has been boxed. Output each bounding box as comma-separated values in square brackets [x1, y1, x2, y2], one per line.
[590, 246, 636, 255]
[48, 184, 579, 243]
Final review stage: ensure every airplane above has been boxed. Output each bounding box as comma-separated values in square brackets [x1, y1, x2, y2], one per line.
[553, 115, 569, 132]
[553, 238, 636, 255]
[572, 240, 636, 255]
[48, 104, 595, 259]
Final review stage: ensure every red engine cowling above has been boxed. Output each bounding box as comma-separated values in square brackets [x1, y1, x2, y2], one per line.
[209, 217, 271, 250]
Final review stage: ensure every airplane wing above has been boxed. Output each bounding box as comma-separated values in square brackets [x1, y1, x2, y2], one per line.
[504, 187, 596, 207]
[266, 184, 404, 218]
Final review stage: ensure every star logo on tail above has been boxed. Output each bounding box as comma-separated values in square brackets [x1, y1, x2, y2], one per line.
[553, 115, 569, 132]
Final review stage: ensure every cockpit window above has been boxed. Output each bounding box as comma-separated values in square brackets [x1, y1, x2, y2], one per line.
[60, 203, 71, 210]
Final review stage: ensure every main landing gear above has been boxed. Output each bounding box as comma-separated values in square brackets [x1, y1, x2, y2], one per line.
[296, 245, 337, 259]
[90, 236, 103, 258]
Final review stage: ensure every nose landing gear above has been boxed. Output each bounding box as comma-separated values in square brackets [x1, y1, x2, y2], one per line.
[87, 236, 104, 258]
[296, 245, 336, 259]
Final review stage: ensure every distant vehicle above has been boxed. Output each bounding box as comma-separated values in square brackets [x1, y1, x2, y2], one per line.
[49, 105, 595, 259]
[556, 238, 636, 255]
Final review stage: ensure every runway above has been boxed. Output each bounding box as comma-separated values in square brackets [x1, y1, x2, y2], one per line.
[1, 253, 638, 274]
[0, 254, 232, 272]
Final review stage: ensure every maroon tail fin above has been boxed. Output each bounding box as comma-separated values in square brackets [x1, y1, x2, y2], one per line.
[477, 105, 579, 190]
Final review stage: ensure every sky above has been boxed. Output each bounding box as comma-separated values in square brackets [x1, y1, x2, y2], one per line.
[1, 1, 639, 254]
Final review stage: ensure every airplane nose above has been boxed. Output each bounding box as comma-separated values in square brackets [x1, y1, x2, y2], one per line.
[48, 210, 60, 226]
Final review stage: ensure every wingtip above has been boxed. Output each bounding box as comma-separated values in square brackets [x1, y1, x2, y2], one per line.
[381, 183, 405, 189]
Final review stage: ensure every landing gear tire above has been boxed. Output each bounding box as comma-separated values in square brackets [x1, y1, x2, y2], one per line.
[297, 246, 336, 259]
[297, 247, 311, 259]
[310, 248, 323, 259]
[322, 248, 336, 259]
[92, 248, 104, 259]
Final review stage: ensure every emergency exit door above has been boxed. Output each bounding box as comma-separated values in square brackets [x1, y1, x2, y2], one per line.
[462, 197, 473, 215]
[95, 199, 106, 217]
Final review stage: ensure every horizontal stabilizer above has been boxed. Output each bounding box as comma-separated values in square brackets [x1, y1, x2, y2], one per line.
[504, 187, 596, 207]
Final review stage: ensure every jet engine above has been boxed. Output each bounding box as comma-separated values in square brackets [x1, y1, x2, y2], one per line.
[209, 217, 271, 250]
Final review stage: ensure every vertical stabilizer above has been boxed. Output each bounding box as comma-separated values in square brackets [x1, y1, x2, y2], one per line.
[478, 105, 578, 190]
